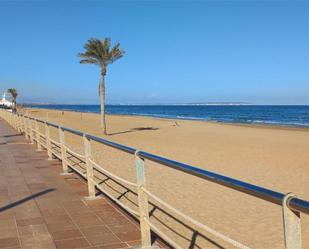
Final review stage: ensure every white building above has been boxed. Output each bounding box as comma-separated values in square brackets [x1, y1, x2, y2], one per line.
[0, 93, 14, 108]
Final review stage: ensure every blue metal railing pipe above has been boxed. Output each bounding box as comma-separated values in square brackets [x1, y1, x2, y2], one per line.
[86, 134, 136, 154]
[137, 151, 309, 214]
[62, 126, 84, 137]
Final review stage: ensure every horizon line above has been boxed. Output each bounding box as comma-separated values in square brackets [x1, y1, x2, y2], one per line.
[21, 102, 309, 106]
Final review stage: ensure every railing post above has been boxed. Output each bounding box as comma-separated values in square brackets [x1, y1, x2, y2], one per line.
[18, 115, 22, 133]
[14, 114, 18, 130]
[21, 115, 25, 134]
[16, 114, 19, 131]
[28, 118, 34, 144]
[24, 116, 29, 140]
[13, 114, 16, 129]
[135, 151, 152, 248]
[83, 134, 96, 199]
[9, 112, 12, 125]
[59, 127, 70, 175]
[45, 122, 53, 160]
[11, 113, 14, 128]
[35, 120, 42, 151]
[19, 115, 23, 133]
[13, 114, 16, 128]
[282, 193, 301, 249]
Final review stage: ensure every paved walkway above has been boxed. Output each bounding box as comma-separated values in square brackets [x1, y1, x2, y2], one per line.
[0, 119, 159, 249]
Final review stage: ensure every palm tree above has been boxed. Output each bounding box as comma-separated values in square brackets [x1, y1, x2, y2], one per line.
[7, 88, 18, 111]
[78, 38, 125, 135]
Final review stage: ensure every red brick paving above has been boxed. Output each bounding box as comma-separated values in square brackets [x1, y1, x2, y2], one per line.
[0, 119, 164, 249]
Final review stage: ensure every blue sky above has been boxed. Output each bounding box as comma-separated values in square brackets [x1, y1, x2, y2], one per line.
[0, 1, 308, 105]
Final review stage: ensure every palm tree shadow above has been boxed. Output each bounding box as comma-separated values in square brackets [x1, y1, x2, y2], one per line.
[108, 127, 159, 136]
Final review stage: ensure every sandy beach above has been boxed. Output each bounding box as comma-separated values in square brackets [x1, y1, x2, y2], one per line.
[23, 108, 309, 248]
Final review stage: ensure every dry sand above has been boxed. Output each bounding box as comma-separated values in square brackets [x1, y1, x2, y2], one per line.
[23, 108, 309, 249]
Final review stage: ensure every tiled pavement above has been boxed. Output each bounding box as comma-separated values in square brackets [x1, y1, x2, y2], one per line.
[0, 119, 162, 249]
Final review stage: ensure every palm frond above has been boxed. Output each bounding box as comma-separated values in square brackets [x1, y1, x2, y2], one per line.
[78, 54, 101, 66]
[78, 37, 125, 72]
[7, 88, 17, 98]
[110, 43, 125, 64]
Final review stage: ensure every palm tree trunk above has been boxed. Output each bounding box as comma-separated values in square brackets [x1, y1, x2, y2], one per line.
[99, 75, 107, 135]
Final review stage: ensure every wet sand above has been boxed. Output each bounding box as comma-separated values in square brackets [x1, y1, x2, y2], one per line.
[23, 108, 309, 248]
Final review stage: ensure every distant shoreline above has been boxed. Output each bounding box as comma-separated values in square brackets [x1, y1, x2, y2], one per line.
[21, 103, 309, 106]
[23, 105, 309, 131]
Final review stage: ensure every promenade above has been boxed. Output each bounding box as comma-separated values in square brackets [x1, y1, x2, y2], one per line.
[0, 118, 162, 249]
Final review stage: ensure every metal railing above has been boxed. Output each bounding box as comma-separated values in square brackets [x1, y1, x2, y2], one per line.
[1, 109, 308, 249]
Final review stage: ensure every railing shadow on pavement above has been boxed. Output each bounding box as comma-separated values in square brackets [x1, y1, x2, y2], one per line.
[0, 188, 55, 212]
[0, 133, 23, 138]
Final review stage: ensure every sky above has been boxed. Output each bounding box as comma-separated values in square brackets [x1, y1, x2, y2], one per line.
[0, 1, 308, 105]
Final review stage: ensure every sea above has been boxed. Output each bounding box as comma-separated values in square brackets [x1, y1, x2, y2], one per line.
[25, 104, 309, 128]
